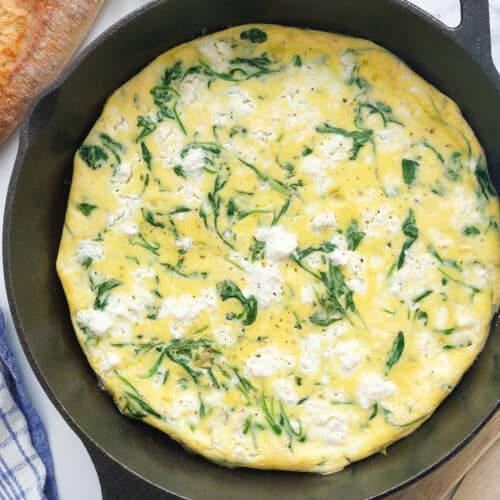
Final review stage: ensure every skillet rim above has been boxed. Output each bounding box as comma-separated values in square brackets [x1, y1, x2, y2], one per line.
[3, 0, 499, 497]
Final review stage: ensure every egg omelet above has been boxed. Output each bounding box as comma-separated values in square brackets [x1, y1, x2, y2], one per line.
[56, 25, 500, 474]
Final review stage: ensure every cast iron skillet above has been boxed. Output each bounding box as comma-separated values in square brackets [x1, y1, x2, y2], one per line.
[4, 0, 500, 498]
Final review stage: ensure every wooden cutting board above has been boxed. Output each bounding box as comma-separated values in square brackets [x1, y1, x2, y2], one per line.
[389, 411, 499, 500]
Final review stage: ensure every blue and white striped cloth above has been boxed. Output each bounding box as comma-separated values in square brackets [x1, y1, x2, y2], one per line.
[0, 311, 58, 499]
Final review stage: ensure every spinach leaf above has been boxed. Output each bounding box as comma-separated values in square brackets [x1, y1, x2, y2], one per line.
[240, 28, 267, 43]
[463, 225, 480, 236]
[136, 338, 220, 385]
[136, 115, 156, 142]
[208, 174, 234, 248]
[250, 238, 265, 262]
[161, 260, 208, 279]
[386, 331, 405, 371]
[308, 261, 356, 326]
[79, 144, 108, 169]
[394, 210, 418, 271]
[99, 133, 123, 164]
[163, 61, 182, 86]
[194, 52, 280, 82]
[355, 101, 402, 128]
[272, 198, 291, 225]
[475, 156, 496, 199]
[116, 372, 162, 420]
[294, 241, 336, 261]
[413, 289, 433, 303]
[292, 54, 302, 67]
[142, 209, 164, 228]
[342, 49, 370, 90]
[180, 142, 221, 157]
[239, 158, 293, 196]
[217, 279, 258, 325]
[90, 277, 121, 310]
[316, 123, 373, 160]
[346, 219, 365, 250]
[428, 244, 461, 271]
[402, 159, 419, 186]
[173, 165, 186, 178]
[422, 140, 444, 163]
[78, 203, 97, 216]
[444, 151, 463, 182]
[141, 141, 152, 170]
[131, 233, 160, 255]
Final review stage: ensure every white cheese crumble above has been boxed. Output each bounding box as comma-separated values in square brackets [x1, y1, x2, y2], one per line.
[76, 239, 104, 264]
[197, 39, 232, 72]
[158, 288, 217, 322]
[244, 346, 295, 378]
[75, 309, 113, 337]
[167, 392, 199, 424]
[175, 237, 194, 252]
[318, 134, 352, 161]
[212, 325, 235, 346]
[106, 288, 154, 323]
[131, 267, 156, 281]
[357, 373, 397, 409]
[254, 225, 298, 261]
[331, 340, 364, 375]
[227, 87, 256, 115]
[389, 244, 438, 303]
[310, 212, 337, 232]
[303, 397, 348, 445]
[107, 194, 141, 229]
[94, 349, 120, 372]
[374, 124, 412, 153]
[273, 378, 299, 404]
[155, 123, 185, 168]
[450, 186, 483, 226]
[176, 183, 204, 209]
[361, 204, 401, 238]
[299, 334, 321, 375]
[434, 306, 450, 330]
[179, 74, 205, 105]
[301, 285, 316, 304]
[110, 322, 132, 342]
[244, 261, 283, 308]
[118, 221, 139, 235]
[178, 147, 206, 177]
[113, 162, 132, 185]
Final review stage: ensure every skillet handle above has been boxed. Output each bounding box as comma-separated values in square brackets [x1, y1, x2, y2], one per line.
[450, 0, 500, 86]
[82, 436, 176, 499]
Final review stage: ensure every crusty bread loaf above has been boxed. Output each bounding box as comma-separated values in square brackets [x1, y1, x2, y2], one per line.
[0, 0, 103, 143]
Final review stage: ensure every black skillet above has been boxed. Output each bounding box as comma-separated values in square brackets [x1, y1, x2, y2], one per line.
[4, 0, 500, 498]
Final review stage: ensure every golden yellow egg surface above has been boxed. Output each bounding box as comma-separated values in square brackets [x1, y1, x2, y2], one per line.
[57, 24, 499, 473]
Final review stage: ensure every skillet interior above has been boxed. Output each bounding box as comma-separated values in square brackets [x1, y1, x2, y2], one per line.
[4, 0, 499, 498]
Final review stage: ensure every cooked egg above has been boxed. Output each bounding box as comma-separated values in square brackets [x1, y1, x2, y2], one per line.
[57, 24, 499, 474]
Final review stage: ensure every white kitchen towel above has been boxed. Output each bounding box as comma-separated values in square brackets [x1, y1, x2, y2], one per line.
[0, 311, 58, 499]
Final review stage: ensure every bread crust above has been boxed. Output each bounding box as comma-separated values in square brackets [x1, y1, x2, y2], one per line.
[0, 0, 103, 143]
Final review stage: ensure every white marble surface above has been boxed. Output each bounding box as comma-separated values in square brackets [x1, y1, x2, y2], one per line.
[0, 1, 498, 498]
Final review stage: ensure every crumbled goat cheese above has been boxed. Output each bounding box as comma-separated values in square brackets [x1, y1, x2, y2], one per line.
[212, 325, 235, 346]
[273, 378, 299, 404]
[76, 309, 113, 337]
[76, 240, 104, 264]
[244, 261, 283, 308]
[255, 225, 298, 261]
[244, 346, 295, 378]
[357, 373, 397, 409]
[310, 212, 337, 232]
[299, 335, 322, 375]
[158, 288, 217, 322]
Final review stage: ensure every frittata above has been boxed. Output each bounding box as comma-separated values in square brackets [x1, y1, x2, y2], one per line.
[56, 25, 500, 473]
